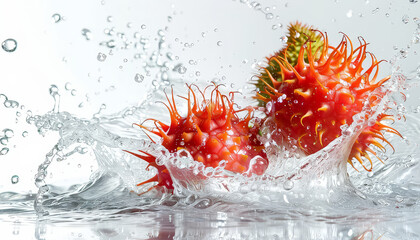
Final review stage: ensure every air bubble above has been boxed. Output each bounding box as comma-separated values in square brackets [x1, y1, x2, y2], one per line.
[346, 10, 353, 18]
[280, 36, 288, 43]
[134, 73, 144, 83]
[217, 41, 223, 46]
[265, 13, 274, 20]
[283, 180, 294, 190]
[0, 147, 8, 155]
[22, 131, 28, 137]
[402, 15, 410, 24]
[3, 129, 14, 138]
[97, 52, 107, 62]
[52, 14, 61, 23]
[107, 16, 113, 22]
[141, 24, 146, 29]
[2, 39, 17, 52]
[81, 28, 92, 40]
[11, 175, 19, 184]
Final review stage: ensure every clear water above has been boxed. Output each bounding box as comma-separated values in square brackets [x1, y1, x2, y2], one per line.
[1, 0, 420, 239]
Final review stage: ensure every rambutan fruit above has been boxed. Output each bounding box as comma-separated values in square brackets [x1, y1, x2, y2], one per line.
[256, 22, 401, 171]
[125, 85, 268, 193]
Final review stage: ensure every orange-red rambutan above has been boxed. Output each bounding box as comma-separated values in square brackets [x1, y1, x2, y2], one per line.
[257, 25, 401, 171]
[126, 85, 268, 192]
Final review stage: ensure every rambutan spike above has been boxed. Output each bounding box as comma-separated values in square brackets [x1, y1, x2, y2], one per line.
[340, 32, 354, 62]
[170, 87, 179, 117]
[362, 52, 380, 83]
[260, 76, 279, 94]
[315, 121, 321, 136]
[294, 88, 312, 99]
[379, 114, 395, 123]
[123, 150, 155, 164]
[136, 175, 159, 186]
[300, 110, 313, 126]
[164, 91, 180, 119]
[320, 37, 345, 71]
[255, 93, 270, 103]
[264, 69, 281, 89]
[143, 131, 157, 143]
[154, 120, 169, 132]
[347, 159, 359, 172]
[319, 129, 326, 146]
[282, 60, 305, 82]
[317, 104, 329, 112]
[290, 112, 301, 123]
[355, 153, 372, 172]
[334, 43, 349, 73]
[306, 41, 320, 77]
[191, 84, 206, 111]
[350, 75, 364, 89]
[298, 133, 308, 151]
[272, 57, 289, 81]
[312, 30, 328, 62]
[153, 121, 171, 142]
[378, 123, 402, 138]
[133, 123, 161, 137]
[296, 42, 307, 70]
[369, 139, 386, 152]
[374, 134, 395, 153]
[284, 79, 296, 84]
[373, 76, 391, 89]
[157, 100, 180, 127]
[365, 147, 384, 163]
[186, 84, 199, 113]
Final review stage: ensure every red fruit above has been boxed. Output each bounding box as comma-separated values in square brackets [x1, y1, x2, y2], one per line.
[258, 30, 401, 171]
[126, 85, 268, 192]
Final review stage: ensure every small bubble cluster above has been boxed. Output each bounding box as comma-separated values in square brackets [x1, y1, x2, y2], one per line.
[0, 128, 14, 156]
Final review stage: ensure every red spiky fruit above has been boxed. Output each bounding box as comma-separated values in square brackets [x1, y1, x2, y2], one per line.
[126, 85, 268, 192]
[257, 28, 401, 171]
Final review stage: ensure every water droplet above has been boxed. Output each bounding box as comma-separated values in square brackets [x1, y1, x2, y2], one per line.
[346, 9, 353, 18]
[0, 138, 8, 145]
[141, 24, 146, 29]
[158, 30, 165, 37]
[134, 73, 144, 83]
[52, 13, 61, 23]
[265, 13, 274, 20]
[402, 14, 410, 24]
[2, 39, 17, 52]
[372, 8, 379, 14]
[107, 16, 113, 22]
[409, 0, 418, 3]
[195, 71, 200, 76]
[71, 89, 77, 96]
[81, 28, 92, 40]
[11, 175, 19, 184]
[0, 147, 9, 155]
[272, 24, 278, 30]
[126, 22, 132, 28]
[283, 180, 294, 190]
[3, 129, 14, 138]
[22, 131, 28, 137]
[217, 41, 223, 46]
[280, 36, 288, 43]
[77, 164, 82, 168]
[97, 52, 107, 62]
